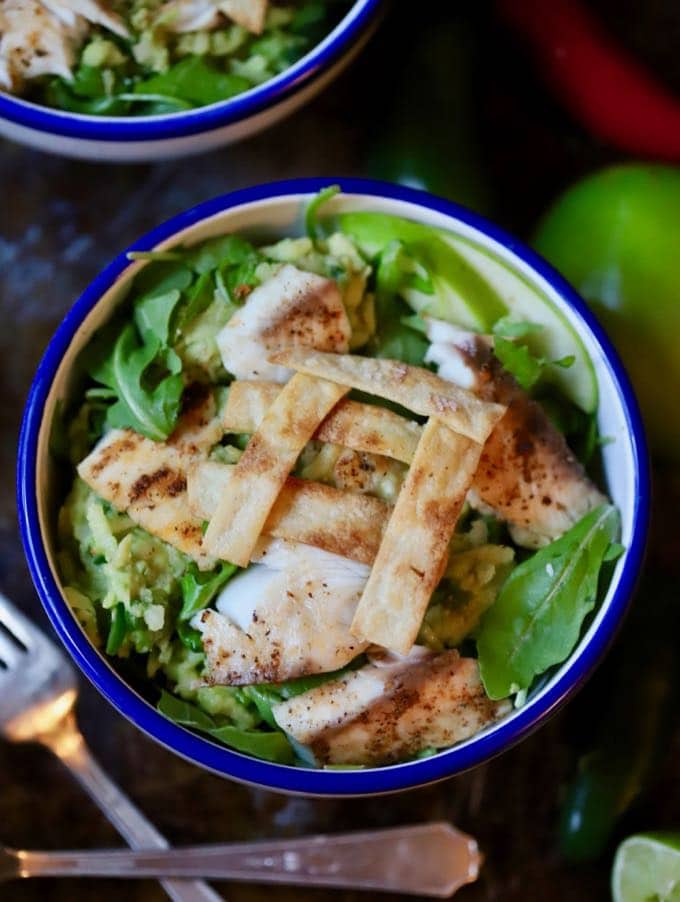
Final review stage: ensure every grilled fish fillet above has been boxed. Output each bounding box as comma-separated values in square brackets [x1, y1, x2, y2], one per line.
[45, 0, 128, 36]
[217, 264, 351, 382]
[196, 539, 370, 684]
[425, 318, 606, 547]
[155, 0, 267, 33]
[77, 387, 223, 569]
[0, 0, 127, 92]
[273, 647, 510, 765]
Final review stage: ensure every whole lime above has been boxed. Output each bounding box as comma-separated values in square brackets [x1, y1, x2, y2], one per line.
[534, 164, 680, 458]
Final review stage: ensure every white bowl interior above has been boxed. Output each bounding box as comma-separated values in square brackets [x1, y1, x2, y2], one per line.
[34, 191, 638, 767]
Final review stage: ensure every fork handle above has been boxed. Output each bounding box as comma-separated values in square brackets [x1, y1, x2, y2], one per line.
[40, 713, 223, 902]
[13, 823, 479, 896]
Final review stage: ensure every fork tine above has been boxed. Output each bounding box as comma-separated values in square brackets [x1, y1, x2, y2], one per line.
[0, 594, 35, 650]
[0, 624, 26, 668]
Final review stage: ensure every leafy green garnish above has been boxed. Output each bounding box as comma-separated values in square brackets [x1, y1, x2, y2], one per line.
[305, 185, 340, 241]
[493, 336, 545, 391]
[179, 562, 239, 621]
[209, 725, 294, 763]
[105, 603, 128, 655]
[184, 234, 260, 275]
[176, 621, 204, 652]
[133, 56, 251, 106]
[375, 240, 435, 296]
[492, 316, 544, 339]
[89, 323, 184, 441]
[241, 660, 364, 728]
[173, 271, 214, 335]
[337, 211, 508, 331]
[158, 690, 216, 731]
[477, 505, 620, 699]
[134, 289, 182, 345]
[157, 690, 294, 763]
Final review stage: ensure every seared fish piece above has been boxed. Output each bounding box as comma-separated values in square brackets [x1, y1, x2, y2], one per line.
[425, 318, 606, 548]
[273, 647, 509, 766]
[217, 264, 351, 382]
[44, 0, 128, 37]
[0, 0, 127, 92]
[155, 0, 267, 34]
[196, 539, 370, 685]
[0, 0, 84, 90]
[77, 387, 223, 569]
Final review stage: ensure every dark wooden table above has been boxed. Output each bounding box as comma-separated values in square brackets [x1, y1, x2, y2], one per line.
[1, 5, 678, 900]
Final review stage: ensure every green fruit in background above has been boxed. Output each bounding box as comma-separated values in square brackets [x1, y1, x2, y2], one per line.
[534, 164, 680, 459]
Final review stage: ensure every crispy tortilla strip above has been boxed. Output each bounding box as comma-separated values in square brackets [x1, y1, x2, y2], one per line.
[204, 373, 349, 566]
[224, 381, 281, 432]
[270, 349, 506, 444]
[224, 380, 422, 463]
[189, 461, 389, 565]
[350, 419, 484, 655]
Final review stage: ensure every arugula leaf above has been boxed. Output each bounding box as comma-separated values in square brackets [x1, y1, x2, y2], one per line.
[157, 690, 295, 763]
[492, 316, 544, 339]
[134, 289, 182, 345]
[179, 562, 239, 621]
[176, 621, 204, 652]
[185, 235, 260, 275]
[133, 56, 250, 106]
[89, 324, 184, 441]
[157, 690, 216, 731]
[132, 260, 193, 297]
[305, 185, 340, 241]
[493, 336, 545, 391]
[375, 240, 434, 296]
[208, 725, 295, 763]
[174, 271, 214, 335]
[370, 296, 429, 366]
[477, 505, 620, 699]
[240, 685, 281, 728]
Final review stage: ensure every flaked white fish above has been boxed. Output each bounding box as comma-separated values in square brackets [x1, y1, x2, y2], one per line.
[217, 264, 351, 382]
[0, 0, 127, 92]
[425, 318, 606, 547]
[197, 538, 370, 685]
[273, 647, 510, 765]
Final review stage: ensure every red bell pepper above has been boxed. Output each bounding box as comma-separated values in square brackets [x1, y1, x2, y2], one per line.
[496, 0, 680, 160]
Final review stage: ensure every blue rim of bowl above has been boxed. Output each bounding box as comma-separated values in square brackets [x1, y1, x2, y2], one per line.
[0, 0, 381, 142]
[17, 177, 650, 795]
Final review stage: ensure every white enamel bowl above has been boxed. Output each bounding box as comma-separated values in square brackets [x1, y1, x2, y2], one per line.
[0, 1, 382, 162]
[18, 179, 649, 795]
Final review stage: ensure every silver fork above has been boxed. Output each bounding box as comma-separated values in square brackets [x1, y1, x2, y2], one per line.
[0, 593, 222, 902]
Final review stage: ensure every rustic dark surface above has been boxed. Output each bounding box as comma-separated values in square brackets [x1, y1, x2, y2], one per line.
[0, 4, 678, 901]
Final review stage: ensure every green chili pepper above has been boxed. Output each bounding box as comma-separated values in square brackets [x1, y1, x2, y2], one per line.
[365, 9, 494, 216]
[559, 576, 678, 861]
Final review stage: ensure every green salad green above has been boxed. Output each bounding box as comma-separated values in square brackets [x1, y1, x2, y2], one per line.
[55, 190, 621, 767]
[13, 1, 349, 116]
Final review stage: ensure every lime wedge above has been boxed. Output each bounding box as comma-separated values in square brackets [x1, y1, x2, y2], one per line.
[336, 211, 598, 413]
[612, 833, 680, 902]
[441, 233, 598, 413]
